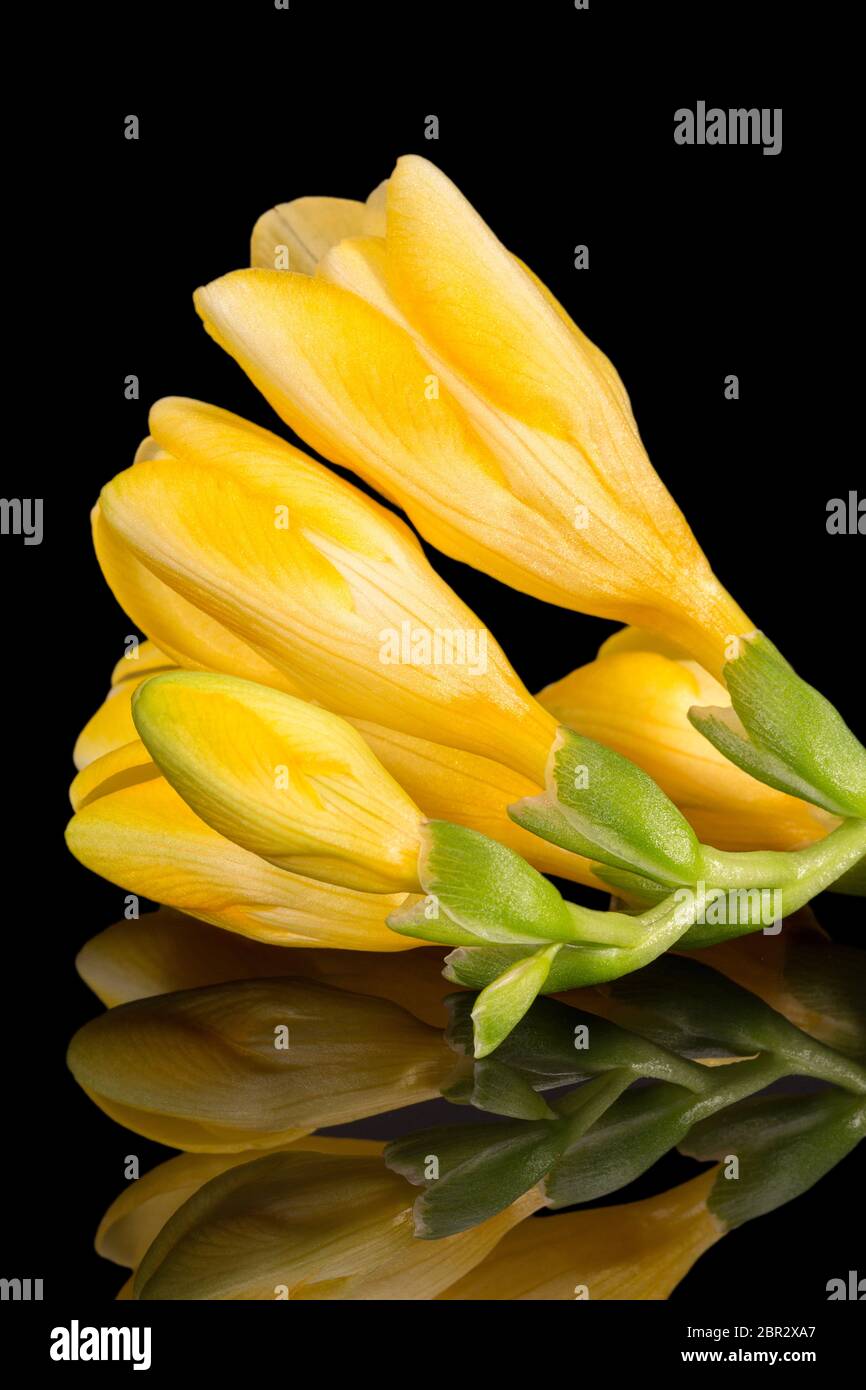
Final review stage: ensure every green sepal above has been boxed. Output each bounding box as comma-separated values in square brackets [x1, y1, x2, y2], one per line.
[444, 889, 698, 1005]
[680, 1090, 866, 1228]
[389, 821, 578, 946]
[448, 989, 707, 1093]
[440, 1056, 557, 1120]
[471, 944, 562, 1058]
[775, 939, 866, 1061]
[386, 894, 510, 947]
[385, 1072, 630, 1238]
[544, 1082, 695, 1208]
[510, 727, 703, 887]
[587, 954, 805, 1061]
[582, 954, 866, 1089]
[384, 1116, 572, 1238]
[692, 632, 866, 819]
[688, 704, 832, 809]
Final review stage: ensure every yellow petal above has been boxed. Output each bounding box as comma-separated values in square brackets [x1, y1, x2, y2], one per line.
[352, 718, 604, 891]
[111, 639, 173, 686]
[439, 1167, 723, 1299]
[66, 757, 412, 950]
[192, 269, 585, 614]
[199, 225, 747, 678]
[132, 671, 424, 893]
[538, 649, 834, 852]
[251, 193, 385, 274]
[101, 396, 556, 784]
[317, 234, 403, 319]
[69, 739, 159, 812]
[77, 908, 452, 1023]
[74, 681, 152, 771]
[97, 1137, 385, 1269]
[387, 155, 607, 437]
[597, 625, 694, 662]
[75, 642, 179, 770]
[133, 436, 172, 463]
[94, 500, 299, 693]
[77, 643, 178, 771]
[68, 979, 453, 1152]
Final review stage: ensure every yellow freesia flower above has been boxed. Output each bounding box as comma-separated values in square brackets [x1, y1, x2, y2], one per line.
[103, 1139, 719, 1300]
[131, 1148, 539, 1300]
[97, 396, 556, 784]
[196, 154, 752, 679]
[537, 629, 836, 853]
[66, 742, 413, 951]
[74, 625, 834, 891]
[97, 1136, 386, 1274]
[74, 649, 603, 890]
[77, 908, 452, 1023]
[439, 1167, 722, 1300]
[67, 977, 455, 1151]
[131, 671, 425, 894]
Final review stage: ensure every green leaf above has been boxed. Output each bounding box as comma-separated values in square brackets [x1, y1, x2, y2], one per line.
[511, 728, 703, 886]
[681, 1090, 866, 1228]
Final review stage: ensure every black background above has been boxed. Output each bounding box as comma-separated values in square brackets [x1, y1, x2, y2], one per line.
[4, 5, 863, 1313]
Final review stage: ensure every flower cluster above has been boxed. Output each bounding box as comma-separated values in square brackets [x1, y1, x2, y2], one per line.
[72, 913, 865, 1298]
[68, 156, 866, 1299]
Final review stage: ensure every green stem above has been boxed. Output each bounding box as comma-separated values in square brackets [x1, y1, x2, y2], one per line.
[699, 818, 866, 892]
[683, 1055, 786, 1126]
[470, 889, 700, 1057]
[682, 818, 866, 948]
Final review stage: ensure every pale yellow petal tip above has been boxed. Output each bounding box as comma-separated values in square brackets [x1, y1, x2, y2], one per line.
[132, 436, 171, 465]
[147, 394, 198, 434]
[392, 152, 438, 180]
[597, 626, 696, 662]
